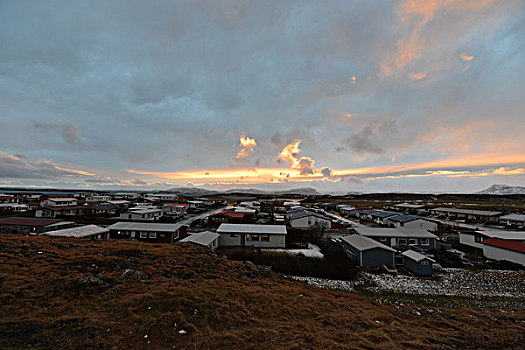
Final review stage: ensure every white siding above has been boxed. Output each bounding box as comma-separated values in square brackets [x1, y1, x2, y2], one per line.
[483, 245, 525, 266]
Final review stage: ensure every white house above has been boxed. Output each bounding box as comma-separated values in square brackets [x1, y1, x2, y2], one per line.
[217, 223, 287, 248]
[41, 197, 78, 207]
[120, 208, 163, 221]
[500, 214, 525, 229]
[86, 195, 112, 203]
[459, 230, 525, 250]
[179, 231, 220, 250]
[289, 210, 331, 229]
[386, 215, 438, 232]
[482, 238, 525, 266]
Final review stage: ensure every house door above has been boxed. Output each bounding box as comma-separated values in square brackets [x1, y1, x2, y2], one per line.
[240, 234, 245, 246]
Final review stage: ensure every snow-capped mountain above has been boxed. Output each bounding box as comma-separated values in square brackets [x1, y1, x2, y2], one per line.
[476, 184, 525, 195]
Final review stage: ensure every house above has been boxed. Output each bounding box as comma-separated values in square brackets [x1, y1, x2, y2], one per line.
[0, 217, 75, 234]
[352, 227, 438, 251]
[289, 210, 331, 229]
[108, 222, 187, 243]
[368, 211, 398, 225]
[481, 238, 525, 267]
[43, 225, 109, 239]
[0, 203, 30, 213]
[500, 214, 525, 229]
[459, 230, 525, 251]
[119, 208, 163, 221]
[217, 223, 287, 248]
[429, 207, 502, 223]
[162, 203, 187, 216]
[41, 197, 78, 208]
[209, 210, 253, 224]
[179, 231, 220, 250]
[402, 250, 435, 276]
[113, 192, 141, 200]
[0, 196, 23, 204]
[390, 203, 427, 214]
[386, 215, 438, 232]
[85, 195, 112, 203]
[340, 234, 396, 267]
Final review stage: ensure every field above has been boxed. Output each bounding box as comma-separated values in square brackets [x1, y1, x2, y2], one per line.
[1, 234, 524, 349]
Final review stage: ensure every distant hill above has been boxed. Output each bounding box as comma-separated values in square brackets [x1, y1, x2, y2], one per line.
[476, 184, 525, 195]
[166, 187, 319, 196]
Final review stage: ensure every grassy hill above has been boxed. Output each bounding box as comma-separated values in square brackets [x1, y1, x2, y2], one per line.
[0, 234, 523, 349]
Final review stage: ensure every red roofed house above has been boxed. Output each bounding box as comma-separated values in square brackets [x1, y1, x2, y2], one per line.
[482, 238, 525, 267]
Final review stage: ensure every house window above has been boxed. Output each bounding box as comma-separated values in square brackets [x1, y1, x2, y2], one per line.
[409, 238, 417, 245]
[421, 260, 429, 265]
[261, 235, 270, 242]
[149, 232, 157, 239]
[474, 235, 483, 243]
[251, 234, 260, 241]
[421, 238, 430, 246]
[140, 232, 147, 238]
[160, 233, 165, 238]
[380, 237, 387, 242]
[398, 238, 407, 245]
[131, 231, 136, 238]
[230, 234, 237, 238]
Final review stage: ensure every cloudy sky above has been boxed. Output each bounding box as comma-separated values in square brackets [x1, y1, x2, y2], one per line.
[1, 0, 524, 193]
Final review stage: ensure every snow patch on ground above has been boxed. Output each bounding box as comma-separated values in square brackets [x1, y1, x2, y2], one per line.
[262, 244, 324, 259]
[292, 268, 525, 298]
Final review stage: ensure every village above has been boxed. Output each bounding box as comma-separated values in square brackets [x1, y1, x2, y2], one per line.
[1, 189, 523, 298]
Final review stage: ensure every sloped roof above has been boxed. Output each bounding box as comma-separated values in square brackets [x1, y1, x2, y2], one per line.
[43, 225, 109, 238]
[354, 227, 437, 239]
[289, 210, 330, 221]
[108, 222, 185, 232]
[500, 214, 525, 222]
[387, 215, 420, 223]
[475, 230, 525, 241]
[180, 231, 220, 246]
[432, 207, 502, 216]
[402, 250, 436, 263]
[482, 238, 525, 253]
[217, 223, 287, 235]
[0, 217, 63, 227]
[369, 211, 398, 219]
[341, 234, 396, 252]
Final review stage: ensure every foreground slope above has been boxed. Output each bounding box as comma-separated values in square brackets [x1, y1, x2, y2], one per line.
[0, 234, 523, 349]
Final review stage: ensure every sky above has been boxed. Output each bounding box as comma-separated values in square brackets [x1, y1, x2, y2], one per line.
[1, 0, 524, 193]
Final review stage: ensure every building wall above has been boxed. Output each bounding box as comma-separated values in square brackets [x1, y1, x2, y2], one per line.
[361, 248, 395, 267]
[402, 220, 438, 232]
[290, 216, 331, 229]
[482, 245, 525, 266]
[109, 229, 179, 243]
[459, 233, 484, 250]
[342, 241, 394, 267]
[368, 236, 436, 251]
[218, 233, 286, 248]
[404, 258, 433, 276]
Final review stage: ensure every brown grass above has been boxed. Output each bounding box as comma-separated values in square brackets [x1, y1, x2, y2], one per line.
[0, 234, 524, 349]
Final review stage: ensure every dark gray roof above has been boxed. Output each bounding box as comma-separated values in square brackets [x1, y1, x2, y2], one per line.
[289, 210, 330, 221]
[369, 211, 398, 219]
[341, 234, 396, 252]
[353, 227, 437, 239]
[387, 215, 420, 223]
[402, 250, 435, 263]
[107, 222, 185, 232]
[431, 207, 502, 216]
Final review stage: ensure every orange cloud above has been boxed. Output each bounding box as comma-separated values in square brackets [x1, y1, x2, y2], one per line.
[409, 72, 427, 80]
[235, 134, 256, 160]
[382, 0, 493, 76]
[56, 167, 96, 176]
[278, 140, 317, 175]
